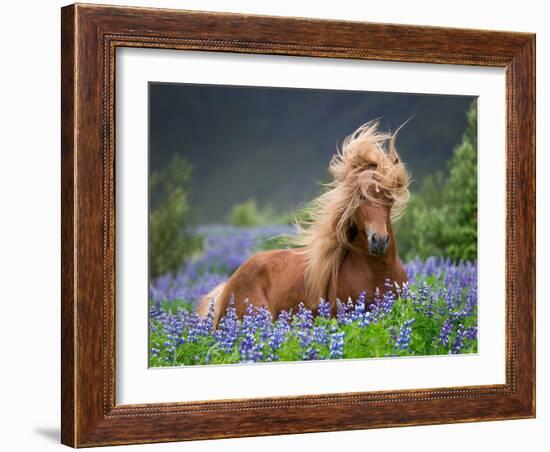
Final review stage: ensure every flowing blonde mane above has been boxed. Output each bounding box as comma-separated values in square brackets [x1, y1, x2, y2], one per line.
[292, 120, 410, 306]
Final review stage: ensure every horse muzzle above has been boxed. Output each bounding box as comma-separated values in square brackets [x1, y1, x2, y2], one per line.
[367, 232, 390, 256]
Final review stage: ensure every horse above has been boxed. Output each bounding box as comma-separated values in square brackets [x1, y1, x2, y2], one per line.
[197, 121, 411, 327]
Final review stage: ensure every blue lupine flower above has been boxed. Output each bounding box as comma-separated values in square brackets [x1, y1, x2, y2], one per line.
[239, 331, 264, 363]
[465, 326, 478, 340]
[303, 347, 319, 361]
[293, 303, 314, 330]
[336, 299, 351, 325]
[439, 318, 453, 346]
[329, 332, 345, 359]
[312, 326, 330, 346]
[451, 324, 466, 354]
[214, 296, 240, 353]
[317, 299, 331, 319]
[395, 319, 415, 351]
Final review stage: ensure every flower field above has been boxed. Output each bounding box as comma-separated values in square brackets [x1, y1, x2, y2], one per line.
[149, 225, 478, 366]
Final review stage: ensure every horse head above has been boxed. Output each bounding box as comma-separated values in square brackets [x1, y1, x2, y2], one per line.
[354, 191, 393, 256]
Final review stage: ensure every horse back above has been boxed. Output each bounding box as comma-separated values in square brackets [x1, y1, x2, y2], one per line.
[217, 248, 308, 321]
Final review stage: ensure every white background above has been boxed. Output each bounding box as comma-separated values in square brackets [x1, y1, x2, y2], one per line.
[117, 49, 506, 404]
[0, 0, 546, 451]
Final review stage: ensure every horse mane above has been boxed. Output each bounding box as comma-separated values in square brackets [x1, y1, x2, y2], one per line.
[291, 120, 410, 306]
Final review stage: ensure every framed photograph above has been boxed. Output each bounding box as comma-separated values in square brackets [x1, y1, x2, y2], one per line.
[61, 3, 535, 447]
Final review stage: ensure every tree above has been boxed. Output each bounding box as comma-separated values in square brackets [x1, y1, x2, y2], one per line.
[442, 102, 478, 261]
[395, 100, 478, 262]
[149, 155, 201, 278]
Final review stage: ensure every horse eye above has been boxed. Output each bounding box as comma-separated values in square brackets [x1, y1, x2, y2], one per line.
[366, 163, 377, 170]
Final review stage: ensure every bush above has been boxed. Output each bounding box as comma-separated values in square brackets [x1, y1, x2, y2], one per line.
[226, 199, 293, 227]
[226, 199, 262, 227]
[149, 155, 202, 278]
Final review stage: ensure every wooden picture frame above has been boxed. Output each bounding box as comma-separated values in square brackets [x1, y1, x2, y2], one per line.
[61, 3, 535, 447]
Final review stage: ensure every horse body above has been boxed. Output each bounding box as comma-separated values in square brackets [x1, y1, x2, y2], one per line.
[199, 224, 407, 327]
[197, 120, 410, 326]
[206, 248, 308, 322]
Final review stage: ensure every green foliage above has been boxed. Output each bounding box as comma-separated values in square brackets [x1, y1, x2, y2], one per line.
[149, 155, 202, 278]
[443, 104, 478, 261]
[226, 199, 292, 227]
[226, 199, 262, 227]
[396, 101, 478, 261]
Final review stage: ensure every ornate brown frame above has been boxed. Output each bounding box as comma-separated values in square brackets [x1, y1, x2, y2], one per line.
[61, 3, 536, 447]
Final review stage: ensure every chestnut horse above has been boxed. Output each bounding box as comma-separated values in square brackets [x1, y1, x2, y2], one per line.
[198, 121, 410, 326]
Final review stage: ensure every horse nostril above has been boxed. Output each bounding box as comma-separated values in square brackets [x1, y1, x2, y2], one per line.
[384, 235, 390, 245]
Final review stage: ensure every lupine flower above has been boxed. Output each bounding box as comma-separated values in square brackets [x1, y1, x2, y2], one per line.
[269, 310, 292, 351]
[465, 326, 478, 340]
[239, 331, 264, 363]
[395, 319, 415, 350]
[293, 303, 314, 330]
[439, 318, 453, 346]
[336, 299, 351, 325]
[317, 299, 331, 318]
[269, 324, 288, 351]
[312, 326, 330, 346]
[351, 293, 366, 321]
[297, 327, 313, 348]
[329, 332, 345, 359]
[303, 347, 319, 361]
[214, 296, 240, 353]
[451, 324, 466, 354]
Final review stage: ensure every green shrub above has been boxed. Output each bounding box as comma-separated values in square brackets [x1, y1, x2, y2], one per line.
[226, 199, 293, 227]
[396, 100, 478, 262]
[149, 155, 202, 278]
[226, 199, 262, 227]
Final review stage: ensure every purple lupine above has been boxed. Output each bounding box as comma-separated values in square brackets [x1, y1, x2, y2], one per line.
[269, 309, 292, 350]
[351, 293, 366, 321]
[395, 319, 415, 350]
[379, 289, 396, 317]
[312, 326, 330, 347]
[398, 282, 414, 302]
[317, 299, 331, 319]
[439, 318, 453, 346]
[414, 282, 435, 317]
[293, 303, 314, 330]
[154, 308, 188, 360]
[303, 347, 319, 361]
[241, 301, 272, 337]
[329, 332, 345, 359]
[465, 326, 478, 340]
[269, 325, 288, 352]
[214, 296, 240, 353]
[239, 331, 264, 363]
[451, 324, 466, 354]
[297, 327, 313, 348]
[336, 299, 351, 325]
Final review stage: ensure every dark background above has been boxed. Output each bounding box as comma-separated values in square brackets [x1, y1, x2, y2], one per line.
[149, 82, 475, 224]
